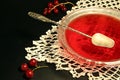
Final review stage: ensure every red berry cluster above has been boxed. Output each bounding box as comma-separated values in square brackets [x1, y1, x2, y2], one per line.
[43, 0, 75, 15]
[20, 58, 48, 79]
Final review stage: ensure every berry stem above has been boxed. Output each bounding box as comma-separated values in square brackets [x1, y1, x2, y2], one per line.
[50, 2, 75, 12]
[32, 65, 48, 71]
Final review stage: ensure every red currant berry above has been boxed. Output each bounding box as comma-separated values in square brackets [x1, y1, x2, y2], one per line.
[60, 4, 65, 8]
[25, 69, 34, 78]
[48, 2, 54, 8]
[62, 7, 67, 11]
[54, 0, 58, 2]
[47, 8, 51, 14]
[21, 63, 29, 71]
[54, 8, 59, 14]
[43, 11, 47, 15]
[43, 8, 48, 15]
[54, 0, 59, 5]
[29, 58, 37, 67]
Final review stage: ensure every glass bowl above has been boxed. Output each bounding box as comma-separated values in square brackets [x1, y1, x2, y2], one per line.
[58, 7, 120, 66]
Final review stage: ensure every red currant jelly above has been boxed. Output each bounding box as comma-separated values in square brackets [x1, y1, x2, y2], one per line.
[65, 14, 120, 62]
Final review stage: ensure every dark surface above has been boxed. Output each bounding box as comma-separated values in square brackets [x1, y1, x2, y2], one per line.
[2, 0, 88, 80]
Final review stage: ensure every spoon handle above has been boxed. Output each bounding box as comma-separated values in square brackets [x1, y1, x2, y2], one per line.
[28, 12, 58, 25]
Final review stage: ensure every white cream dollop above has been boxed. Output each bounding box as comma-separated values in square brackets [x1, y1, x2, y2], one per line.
[91, 33, 115, 48]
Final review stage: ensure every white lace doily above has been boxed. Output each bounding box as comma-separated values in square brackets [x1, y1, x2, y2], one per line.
[25, 0, 120, 80]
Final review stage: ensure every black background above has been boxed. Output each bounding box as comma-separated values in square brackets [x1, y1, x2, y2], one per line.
[2, 0, 88, 80]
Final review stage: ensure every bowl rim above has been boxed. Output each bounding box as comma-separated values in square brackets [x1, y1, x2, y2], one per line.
[59, 7, 120, 66]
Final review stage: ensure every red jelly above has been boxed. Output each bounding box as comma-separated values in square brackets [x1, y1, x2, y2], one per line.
[65, 14, 120, 62]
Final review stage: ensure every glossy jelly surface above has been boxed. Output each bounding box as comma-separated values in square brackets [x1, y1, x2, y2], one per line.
[65, 14, 120, 61]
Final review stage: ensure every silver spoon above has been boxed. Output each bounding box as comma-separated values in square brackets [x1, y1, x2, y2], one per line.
[28, 12, 115, 48]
